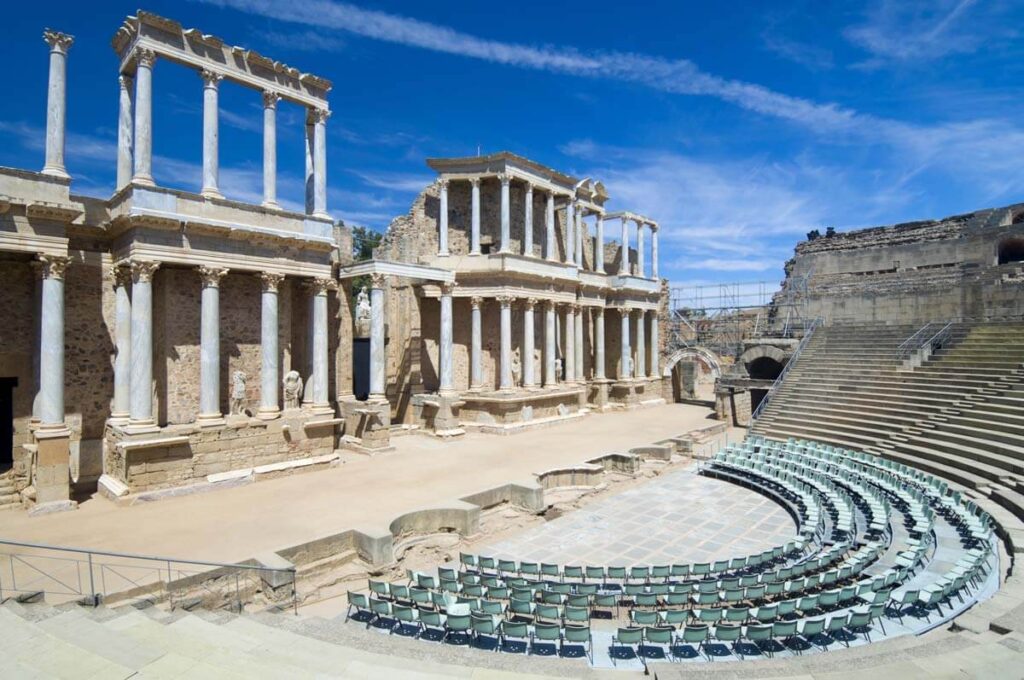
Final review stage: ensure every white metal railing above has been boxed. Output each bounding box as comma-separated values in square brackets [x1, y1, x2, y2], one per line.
[897, 322, 935, 359]
[751, 317, 822, 421]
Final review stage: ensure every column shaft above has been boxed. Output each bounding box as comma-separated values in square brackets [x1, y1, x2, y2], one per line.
[470, 298, 483, 389]
[129, 261, 158, 424]
[574, 306, 584, 381]
[304, 120, 314, 214]
[439, 284, 454, 392]
[369, 275, 386, 398]
[116, 75, 133, 190]
[112, 267, 131, 420]
[564, 306, 576, 383]
[259, 274, 283, 418]
[198, 267, 227, 422]
[499, 297, 512, 390]
[523, 185, 534, 256]
[312, 110, 329, 218]
[650, 313, 660, 377]
[312, 281, 330, 409]
[620, 309, 631, 379]
[522, 301, 535, 386]
[545, 192, 556, 261]
[594, 308, 606, 379]
[635, 311, 646, 378]
[262, 92, 279, 208]
[200, 70, 222, 198]
[132, 50, 155, 186]
[652, 229, 659, 279]
[37, 256, 68, 426]
[499, 174, 511, 253]
[470, 179, 481, 255]
[544, 302, 556, 385]
[42, 32, 72, 179]
[438, 179, 449, 256]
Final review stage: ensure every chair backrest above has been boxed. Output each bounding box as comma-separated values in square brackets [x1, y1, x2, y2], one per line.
[636, 593, 659, 607]
[563, 566, 584, 580]
[501, 620, 528, 639]
[479, 556, 496, 571]
[773, 620, 797, 637]
[369, 580, 389, 596]
[630, 610, 659, 626]
[695, 608, 722, 623]
[471, 613, 496, 634]
[371, 599, 391, 616]
[651, 565, 670, 580]
[519, 561, 539, 576]
[630, 566, 650, 581]
[418, 608, 442, 626]
[802, 617, 825, 636]
[724, 606, 748, 622]
[564, 605, 589, 622]
[671, 564, 690, 578]
[535, 604, 560, 621]
[644, 626, 674, 644]
[486, 586, 509, 600]
[847, 610, 870, 628]
[460, 552, 477, 567]
[498, 559, 517, 575]
[478, 599, 504, 616]
[662, 609, 689, 626]
[616, 627, 644, 644]
[682, 624, 709, 643]
[567, 594, 590, 608]
[563, 624, 591, 643]
[695, 591, 719, 606]
[593, 594, 617, 608]
[534, 622, 561, 641]
[586, 566, 605, 580]
[777, 599, 797, 616]
[745, 623, 772, 641]
[446, 613, 471, 631]
[827, 613, 848, 631]
[608, 566, 627, 580]
[714, 623, 742, 641]
[348, 591, 368, 608]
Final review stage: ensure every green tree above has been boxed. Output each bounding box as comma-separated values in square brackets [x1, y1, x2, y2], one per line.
[349, 226, 384, 309]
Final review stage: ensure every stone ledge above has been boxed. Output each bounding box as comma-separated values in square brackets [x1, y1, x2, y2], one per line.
[461, 410, 587, 435]
[116, 435, 191, 452]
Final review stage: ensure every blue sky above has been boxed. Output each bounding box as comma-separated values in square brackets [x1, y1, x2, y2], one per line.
[2, 1, 1022, 289]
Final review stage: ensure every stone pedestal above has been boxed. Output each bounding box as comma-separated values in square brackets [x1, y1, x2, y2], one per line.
[33, 427, 74, 508]
[412, 393, 465, 438]
[341, 398, 393, 454]
[589, 378, 612, 411]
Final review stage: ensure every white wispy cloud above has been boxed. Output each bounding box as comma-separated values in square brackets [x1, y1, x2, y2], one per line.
[844, 0, 986, 67]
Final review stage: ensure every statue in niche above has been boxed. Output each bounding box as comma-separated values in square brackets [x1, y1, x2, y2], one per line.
[230, 371, 248, 416]
[511, 350, 522, 387]
[356, 286, 371, 321]
[554, 357, 563, 382]
[283, 370, 303, 410]
[626, 357, 634, 377]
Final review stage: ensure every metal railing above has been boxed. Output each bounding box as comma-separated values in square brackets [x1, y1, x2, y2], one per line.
[897, 322, 935, 359]
[924, 322, 955, 355]
[0, 538, 297, 614]
[751, 317, 822, 421]
[897, 321, 955, 360]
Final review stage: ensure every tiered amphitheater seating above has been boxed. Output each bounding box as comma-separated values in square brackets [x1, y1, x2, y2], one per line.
[344, 438, 995, 665]
[752, 322, 1024, 535]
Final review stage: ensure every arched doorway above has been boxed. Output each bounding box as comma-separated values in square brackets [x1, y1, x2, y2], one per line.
[663, 347, 722, 402]
[739, 345, 789, 413]
[998, 237, 1024, 265]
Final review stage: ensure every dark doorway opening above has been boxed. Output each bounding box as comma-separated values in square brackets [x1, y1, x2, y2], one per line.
[998, 237, 1024, 265]
[750, 388, 769, 414]
[353, 338, 370, 400]
[0, 377, 16, 469]
[747, 357, 784, 381]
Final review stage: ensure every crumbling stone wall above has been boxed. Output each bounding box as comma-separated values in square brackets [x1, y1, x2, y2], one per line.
[0, 259, 37, 490]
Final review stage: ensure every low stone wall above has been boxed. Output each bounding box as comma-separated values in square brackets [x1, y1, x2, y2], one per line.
[104, 414, 338, 493]
[586, 452, 642, 474]
[534, 463, 604, 490]
[459, 388, 584, 432]
[459, 482, 545, 514]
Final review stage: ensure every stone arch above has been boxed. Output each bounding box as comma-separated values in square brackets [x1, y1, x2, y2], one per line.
[663, 347, 722, 402]
[662, 346, 722, 380]
[998, 236, 1024, 265]
[739, 345, 789, 381]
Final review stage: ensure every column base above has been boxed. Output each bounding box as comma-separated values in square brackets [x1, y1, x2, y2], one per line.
[131, 175, 155, 187]
[107, 413, 131, 427]
[201, 187, 224, 200]
[261, 200, 282, 211]
[41, 165, 70, 180]
[311, 402, 335, 417]
[257, 407, 282, 421]
[469, 251, 481, 256]
[312, 211, 332, 221]
[196, 413, 226, 428]
[124, 419, 160, 434]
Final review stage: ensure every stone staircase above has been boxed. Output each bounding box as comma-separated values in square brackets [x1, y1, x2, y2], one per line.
[751, 321, 1024, 547]
[0, 475, 21, 511]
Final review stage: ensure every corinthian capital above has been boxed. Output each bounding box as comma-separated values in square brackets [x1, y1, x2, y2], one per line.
[259, 272, 284, 292]
[309, 108, 331, 124]
[135, 47, 157, 69]
[439, 281, 457, 296]
[43, 30, 74, 54]
[369, 272, 386, 289]
[200, 69, 223, 88]
[496, 295, 514, 307]
[497, 172, 511, 187]
[129, 259, 160, 284]
[197, 266, 229, 287]
[37, 254, 70, 280]
[262, 90, 280, 109]
[113, 264, 132, 289]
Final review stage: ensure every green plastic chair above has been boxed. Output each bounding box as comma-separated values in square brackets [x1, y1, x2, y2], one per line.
[499, 620, 529, 652]
[585, 565, 606, 583]
[694, 607, 722, 624]
[825, 613, 848, 647]
[576, 583, 598, 597]
[391, 603, 419, 636]
[368, 580, 390, 599]
[610, 627, 644, 666]
[345, 591, 370, 622]
[444, 613, 472, 644]
[459, 552, 477, 570]
[476, 599, 504, 617]
[369, 598, 392, 629]
[564, 605, 589, 624]
[519, 562, 540, 579]
[563, 565, 584, 582]
[799, 617, 826, 651]
[678, 624, 709, 660]
[642, 625, 674, 661]
[607, 566, 627, 583]
[417, 607, 444, 638]
[470, 613, 499, 650]
[507, 598, 533, 621]
[744, 622, 773, 657]
[662, 608, 690, 628]
[541, 563, 561, 580]
[593, 593, 618, 617]
[712, 623, 743, 660]
[534, 603, 561, 624]
[530, 622, 561, 656]
[629, 566, 650, 583]
[772, 620, 798, 651]
[845, 609, 873, 642]
[724, 606, 749, 624]
[566, 594, 590, 609]
[630, 610, 659, 626]
[561, 624, 592, 661]
[635, 592, 659, 609]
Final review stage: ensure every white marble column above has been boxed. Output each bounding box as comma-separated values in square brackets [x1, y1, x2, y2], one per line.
[369, 273, 386, 399]
[545, 192, 556, 261]
[259, 273, 283, 419]
[116, 74, 133, 190]
[111, 266, 132, 422]
[620, 308, 631, 380]
[304, 118, 314, 214]
[470, 178, 481, 255]
[522, 299, 536, 387]
[129, 260, 159, 426]
[575, 209, 584, 269]
[635, 310, 646, 379]
[619, 217, 629, 275]
[200, 69, 223, 199]
[132, 49, 156, 186]
[564, 305, 576, 383]
[439, 282, 455, 393]
[574, 305, 584, 381]
[636, 221, 646, 278]
[523, 184, 534, 257]
[198, 266, 228, 425]
[311, 278, 332, 412]
[565, 200, 575, 265]
[651, 227, 659, 279]
[42, 31, 73, 179]
[498, 296, 513, 390]
[595, 214, 604, 273]
[594, 307, 606, 380]
[437, 178, 450, 256]
[544, 300, 556, 386]
[498, 173, 511, 253]
[649, 312, 660, 377]
[311, 108, 330, 219]
[262, 91, 280, 209]
[37, 255, 68, 428]
[470, 296, 483, 389]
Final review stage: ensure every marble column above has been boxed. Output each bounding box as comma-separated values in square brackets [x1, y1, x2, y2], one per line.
[575, 208, 584, 268]
[116, 75, 133, 190]
[545, 192, 556, 261]
[498, 296, 513, 390]
[498, 173, 511, 253]
[42, 31, 73, 179]
[200, 69, 223, 199]
[651, 227, 659, 279]
[369, 273, 386, 399]
[565, 200, 575, 265]
[522, 299, 536, 387]
[439, 282, 455, 393]
[262, 91, 280, 209]
[574, 304, 584, 381]
[304, 118, 314, 214]
[311, 277, 332, 411]
[470, 178, 481, 255]
[111, 266, 132, 423]
[523, 183, 534, 257]
[649, 312, 660, 377]
[37, 255, 68, 428]
[311, 108, 330, 219]
[437, 178, 450, 256]
[635, 309, 646, 379]
[129, 260, 159, 426]
[564, 305, 576, 383]
[132, 49, 156, 186]
[470, 296, 483, 389]
[620, 308, 631, 380]
[595, 214, 604, 273]
[259, 273, 284, 419]
[544, 301, 556, 386]
[619, 217, 629, 275]
[198, 266, 228, 425]
[594, 307, 606, 380]
[636, 221, 646, 278]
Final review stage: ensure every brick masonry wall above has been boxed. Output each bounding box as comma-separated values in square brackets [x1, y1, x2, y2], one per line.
[0, 259, 37, 488]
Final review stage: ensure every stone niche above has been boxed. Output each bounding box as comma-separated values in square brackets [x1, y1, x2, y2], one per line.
[104, 414, 336, 494]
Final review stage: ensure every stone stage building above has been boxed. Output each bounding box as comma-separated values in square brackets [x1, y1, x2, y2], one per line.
[0, 13, 669, 511]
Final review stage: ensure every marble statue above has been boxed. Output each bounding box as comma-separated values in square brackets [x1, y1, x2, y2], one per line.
[511, 351, 521, 386]
[554, 357, 563, 382]
[283, 370, 303, 409]
[356, 286, 371, 320]
[230, 371, 247, 416]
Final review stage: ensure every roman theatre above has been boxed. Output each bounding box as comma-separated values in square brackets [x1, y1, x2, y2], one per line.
[0, 11, 1022, 679]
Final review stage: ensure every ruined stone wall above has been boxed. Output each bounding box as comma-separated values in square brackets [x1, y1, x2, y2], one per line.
[0, 258, 37, 488]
